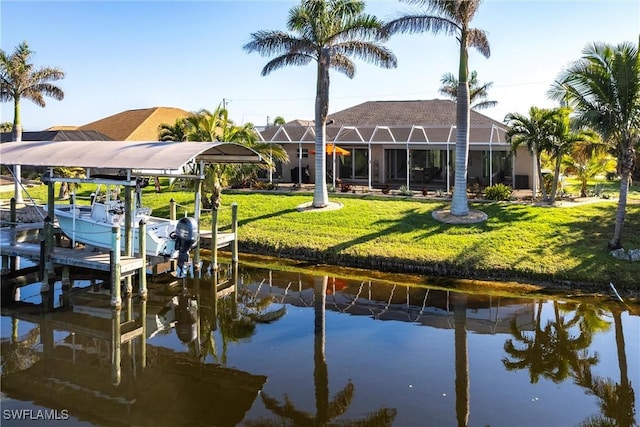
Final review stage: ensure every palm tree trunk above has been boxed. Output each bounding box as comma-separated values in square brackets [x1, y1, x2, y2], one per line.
[549, 155, 562, 203]
[609, 172, 630, 249]
[12, 97, 23, 203]
[313, 53, 330, 208]
[535, 153, 548, 202]
[451, 82, 470, 216]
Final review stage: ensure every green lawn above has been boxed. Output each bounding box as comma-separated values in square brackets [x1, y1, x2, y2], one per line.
[3, 181, 639, 292]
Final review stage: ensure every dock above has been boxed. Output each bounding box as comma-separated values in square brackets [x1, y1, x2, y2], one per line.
[0, 223, 143, 274]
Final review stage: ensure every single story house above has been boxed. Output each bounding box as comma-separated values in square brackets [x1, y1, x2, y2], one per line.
[256, 100, 534, 191]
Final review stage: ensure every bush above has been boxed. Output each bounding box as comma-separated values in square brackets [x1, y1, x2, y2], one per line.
[398, 185, 413, 196]
[484, 183, 512, 201]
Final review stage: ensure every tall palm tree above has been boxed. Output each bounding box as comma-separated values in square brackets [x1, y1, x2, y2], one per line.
[505, 107, 558, 202]
[439, 70, 497, 110]
[244, 0, 397, 208]
[383, 0, 490, 216]
[549, 41, 640, 249]
[0, 41, 65, 203]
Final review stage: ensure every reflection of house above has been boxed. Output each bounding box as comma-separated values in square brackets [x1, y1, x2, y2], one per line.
[256, 100, 534, 190]
[243, 273, 536, 334]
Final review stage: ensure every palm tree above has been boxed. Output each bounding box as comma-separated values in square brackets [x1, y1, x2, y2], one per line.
[0, 41, 65, 203]
[547, 107, 600, 203]
[505, 107, 558, 202]
[563, 141, 615, 198]
[158, 118, 189, 142]
[244, 0, 397, 208]
[180, 106, 288, 206]
[383, 0, 490, 216]
[439, 70, 497, 110]
[549, 41, 640, 249]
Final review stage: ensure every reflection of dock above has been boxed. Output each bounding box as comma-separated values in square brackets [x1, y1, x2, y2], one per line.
[1, 268, 266, 427]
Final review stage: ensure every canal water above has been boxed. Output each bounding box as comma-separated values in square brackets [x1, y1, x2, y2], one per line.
[1, 258, 638, 427]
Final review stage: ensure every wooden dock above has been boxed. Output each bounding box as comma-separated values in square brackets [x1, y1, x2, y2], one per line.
[1, 224, 144, 274]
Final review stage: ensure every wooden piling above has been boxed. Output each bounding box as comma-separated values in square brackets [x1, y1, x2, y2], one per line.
[41, 217, 54, 291]
[170, 198, 176, 221]
[211, 207, 219, 271]
[110, 226, 121, 308]
[138, 220, 147, 299]
[231, 202, 238, 263]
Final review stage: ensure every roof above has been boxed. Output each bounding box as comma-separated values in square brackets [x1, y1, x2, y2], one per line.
[327, 99, 504, 127]
[79, 107, 192, 141]
[0, 130, 113, 142]
[0, 140, 263, 171]
[258, 100, 507, 144]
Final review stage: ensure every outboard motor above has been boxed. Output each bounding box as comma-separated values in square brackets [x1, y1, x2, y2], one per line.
[173, 217, 199, 277]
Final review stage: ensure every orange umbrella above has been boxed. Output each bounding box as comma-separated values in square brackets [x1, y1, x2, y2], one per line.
[310, 143, 350, 156]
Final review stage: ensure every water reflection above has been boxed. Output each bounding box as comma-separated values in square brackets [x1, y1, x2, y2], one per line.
[0, 260, 637, 426]
[253, 276, 397, 426]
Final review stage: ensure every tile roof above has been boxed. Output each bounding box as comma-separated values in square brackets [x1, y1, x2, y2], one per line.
[78, 107, 192, 141]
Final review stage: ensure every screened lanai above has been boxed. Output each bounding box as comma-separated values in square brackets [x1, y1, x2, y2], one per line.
[257, 122, 527, 191]
[255, 100, 534, 192]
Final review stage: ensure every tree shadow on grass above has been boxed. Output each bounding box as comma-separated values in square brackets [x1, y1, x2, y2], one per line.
[236, 207, 299, 228]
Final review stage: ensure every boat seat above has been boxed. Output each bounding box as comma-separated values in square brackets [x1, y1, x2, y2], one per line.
[91, 203, 108, 222]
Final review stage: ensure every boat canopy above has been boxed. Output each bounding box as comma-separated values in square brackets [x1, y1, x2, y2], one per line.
[0, 140, 263, 170]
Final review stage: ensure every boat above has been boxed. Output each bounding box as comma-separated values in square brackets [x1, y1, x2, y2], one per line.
[54, 198, 198, 269]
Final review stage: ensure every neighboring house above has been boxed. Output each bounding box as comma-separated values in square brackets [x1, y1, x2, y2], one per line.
[1, 129, 112, 142]
[257, 100, 534, 190]
[79, 107, 192, 141]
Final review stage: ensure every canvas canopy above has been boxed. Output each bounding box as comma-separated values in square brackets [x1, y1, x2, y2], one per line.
[0, 140, 263, 170]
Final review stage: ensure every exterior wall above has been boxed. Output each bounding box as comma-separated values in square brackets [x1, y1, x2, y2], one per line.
[512, 146, 534, 189]
[273, 141, 534, 190]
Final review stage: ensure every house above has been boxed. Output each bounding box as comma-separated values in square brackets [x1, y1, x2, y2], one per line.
[256, 100, 534, 190]
[78, 107, 192, 141]
[1, 129, 112, 142]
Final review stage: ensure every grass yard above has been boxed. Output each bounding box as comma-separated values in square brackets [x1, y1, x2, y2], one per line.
[2, 180, 639, 292]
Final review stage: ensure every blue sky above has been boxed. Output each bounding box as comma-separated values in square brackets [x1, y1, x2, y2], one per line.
[1, 0, 638, 132]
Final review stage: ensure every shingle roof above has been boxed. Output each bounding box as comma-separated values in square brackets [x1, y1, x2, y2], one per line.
[78, 107, 192, 141]
[0, 130, 113, 143]
[258, 100, 507, 144]
[326, 99, 503, 127]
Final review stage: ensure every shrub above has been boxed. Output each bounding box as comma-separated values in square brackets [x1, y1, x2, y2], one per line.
[398, 185, 413, 196]
[484, 183, 512, 201]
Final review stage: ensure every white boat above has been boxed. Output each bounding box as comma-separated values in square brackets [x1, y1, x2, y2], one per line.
[54, 199, 198, 260]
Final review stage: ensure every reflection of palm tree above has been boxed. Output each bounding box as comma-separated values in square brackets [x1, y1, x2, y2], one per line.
[1, 322, 41, 376]
[503, 300, 599, 384]
[254, 276, 396, 426]
[574, 307, 636, 427]
[452, 293, 469, 427]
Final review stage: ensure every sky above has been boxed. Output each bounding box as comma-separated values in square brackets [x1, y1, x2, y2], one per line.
[1, 0, 638, 132]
